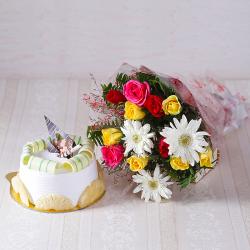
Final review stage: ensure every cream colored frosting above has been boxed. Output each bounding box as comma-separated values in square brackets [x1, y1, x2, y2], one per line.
[19, 157, 98, 206]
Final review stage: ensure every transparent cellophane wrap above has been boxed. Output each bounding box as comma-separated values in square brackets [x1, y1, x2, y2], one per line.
[6, 162, 105, 213]
[88, 63, 248, 182]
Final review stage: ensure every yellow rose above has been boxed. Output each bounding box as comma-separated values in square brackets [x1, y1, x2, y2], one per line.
[199, 147, 213, 168]
[170, 156, 190, 171]
[124, 101, 146, 120]
[101, 128, 123, 146]
[127, 155, 149, 172]
[162, 95, 181, 115]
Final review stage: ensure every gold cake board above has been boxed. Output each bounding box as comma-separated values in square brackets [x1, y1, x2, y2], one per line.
[6, 163, 106, 213]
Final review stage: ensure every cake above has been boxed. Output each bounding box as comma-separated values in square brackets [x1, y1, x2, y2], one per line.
[9, 117, 105, 212]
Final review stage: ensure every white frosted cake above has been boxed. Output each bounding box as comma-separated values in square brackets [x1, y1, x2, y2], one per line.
[10, 135, 105, 212]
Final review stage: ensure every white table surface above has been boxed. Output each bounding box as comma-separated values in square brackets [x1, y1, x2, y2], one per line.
[0, 79, 250, 250]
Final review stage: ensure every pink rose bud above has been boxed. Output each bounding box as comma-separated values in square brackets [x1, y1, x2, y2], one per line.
[123, 80, 150, 106]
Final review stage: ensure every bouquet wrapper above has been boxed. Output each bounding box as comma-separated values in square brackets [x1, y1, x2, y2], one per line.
[87, 63, 248, 185]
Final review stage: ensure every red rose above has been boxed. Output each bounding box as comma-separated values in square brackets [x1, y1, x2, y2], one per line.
[144, 95, 164, 118]
[106, 90, 127, 104]
[159, 137, 169, 158]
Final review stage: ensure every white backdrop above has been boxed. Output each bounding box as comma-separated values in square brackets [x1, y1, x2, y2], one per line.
[0, 0, 250, 79]
[1, 2, 250, 249]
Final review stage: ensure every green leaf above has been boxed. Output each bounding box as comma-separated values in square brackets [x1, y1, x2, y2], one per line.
[116, 73, 130, 85]
[101, 82, 115, 100]
[87, 126, 103, 146]
[135, 72, 176, 99]
[87, 118, 123, 146]
[178, 168, 196, 188]
[136, 72, 158, 83]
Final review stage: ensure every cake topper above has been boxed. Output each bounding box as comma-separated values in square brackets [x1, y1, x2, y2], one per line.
[44, 115, 75, 158]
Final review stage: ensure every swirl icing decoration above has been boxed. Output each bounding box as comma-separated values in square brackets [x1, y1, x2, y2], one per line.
[63, 138, 94, 172]
[22, 139, 46, 165]
[21, 136, 94, 174]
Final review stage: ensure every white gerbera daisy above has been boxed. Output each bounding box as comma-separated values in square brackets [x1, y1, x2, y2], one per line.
[160, 114, 209, 166]
[132, 165, 173, 202]
[121, 120, 155, 156]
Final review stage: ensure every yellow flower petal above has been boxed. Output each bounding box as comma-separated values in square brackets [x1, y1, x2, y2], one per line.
[101, 128, 123, 146]
[199, 147, 213, 168]
[124, 101, 146, 120]
[170, 156, 190, 171]
[127, 155, 149, 172]
[162, 95, 182, 115]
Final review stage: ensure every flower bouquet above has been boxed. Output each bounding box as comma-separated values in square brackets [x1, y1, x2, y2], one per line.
[84, 64, 247, 202]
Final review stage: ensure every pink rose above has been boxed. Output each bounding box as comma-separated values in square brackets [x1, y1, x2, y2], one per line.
[101, 145, 124, 169]
[123, 80, 150, 106]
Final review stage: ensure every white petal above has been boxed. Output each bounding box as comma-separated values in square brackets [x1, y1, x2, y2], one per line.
[144, 191, 150, 202]
[153, 166, 160, 179]
[196, 131, 209, 137]
[124, 144, 133, 155]
[132, 175, 145, 183]
[141, 190, 146, 200]
[180, 115, 188, 128]
[194, 144, 206, 153]
[124, 120, 133, 130]
[143, 145, 152, 154]
[160, 186, 172, 199]
[135, 145, 144, 155]
[147, 132, 155, 139]
[190, 148, 200, 163]
[133, 121, 142, 130]
[170, 122, 176, 129]
[186, 119, 198, 133]
[145, 138, 154, 148]
[133, 184, 143, 193]
[120, 127, 128, 136]
[161, 175, 171, 183]
[189, 157, 195, 166]
[190, 118, 201, 132]
[153, 192, 161, 202]
[142, 123, 151, 133]
[139, 169, 152, 179]
[173, 118, 180, 129]
[196, 140, 209, 147]
[183, 149, 193, 165]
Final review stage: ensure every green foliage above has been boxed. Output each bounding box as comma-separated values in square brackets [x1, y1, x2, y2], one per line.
[136, 72, 175, 98]
[178, 168, 196, 188]
[87, 118, 123, 146]
[101, 73, 131, 103]
[168, 167, 196, 188]
[156, 81, 176, 98]
[136, 72, 159, 83]
[175, 103, 200, 121]
[87, 127, 103, 146]
[101, 82, 116, 101]
[116, 73, 130, 86]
